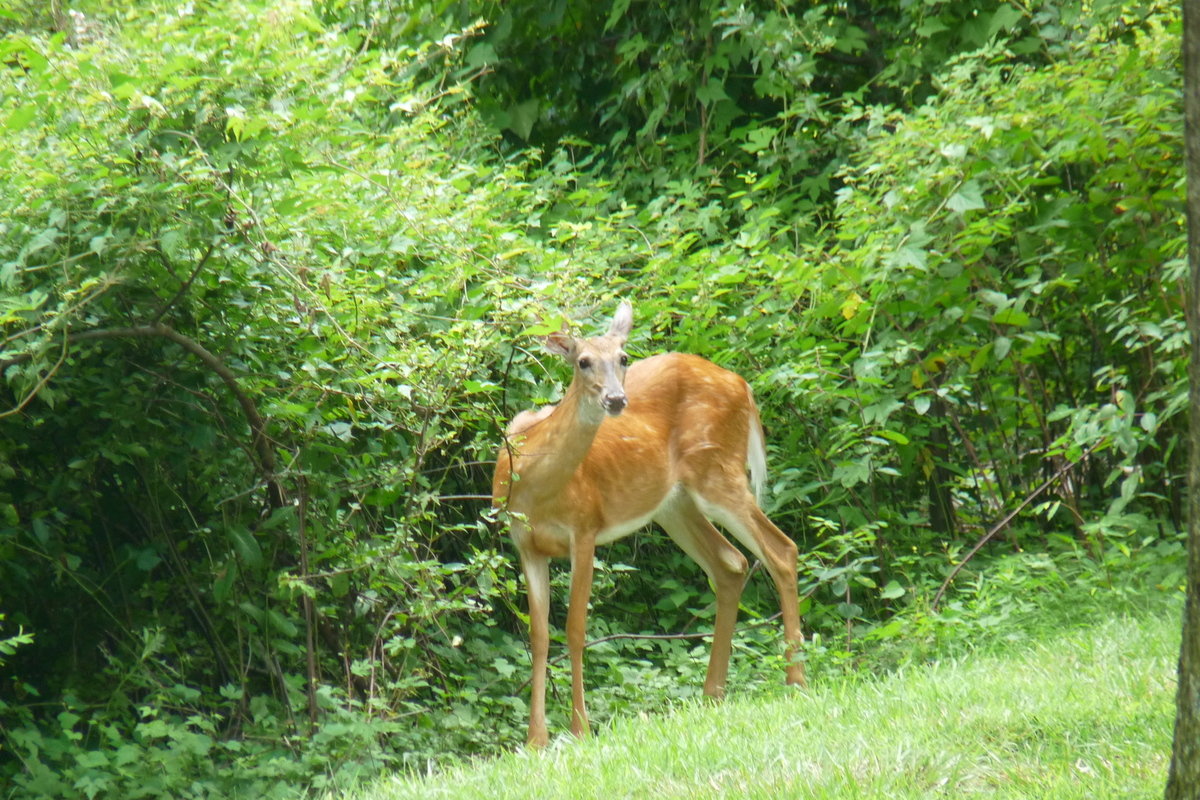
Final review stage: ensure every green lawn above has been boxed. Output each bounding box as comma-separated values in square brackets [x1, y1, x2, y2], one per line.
[347, 607, 1178, 800]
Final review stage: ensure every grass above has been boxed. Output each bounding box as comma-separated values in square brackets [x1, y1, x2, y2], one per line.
[342, 604, 1179, 800]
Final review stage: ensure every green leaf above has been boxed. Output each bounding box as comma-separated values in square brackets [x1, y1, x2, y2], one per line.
[524, 316, 567, 336]
[258, 504, 295, 532]
[506, 100, 539, 141]
[1120, 471, 1139, 502]
[224, 105, 248, 140]
[266, 608, 298, 637]
[213, 563, 237, 604]
[696, 80, 729, 106]
[5, 104, 36, 131]
[993, 336, 1012, 361]
[833, 26, 867, 54]
[890, 244, 927, 271]
[881, 580, 905, 600]
[969, 343, 992, 373]
[836, 601, 863, 619]
[160, 229, 186, 260]
[991, 308, 1030, 327]
[655, 588, 691, 611]
[833, 459, 871, 488]
[135, 547, 161, 571]
[603, 0, 632, 32]
[228, 525, 262, 570]
[740, 126, 778, 155]
[465, 42, 498, 69]
[988, 5, 1025, 39]
[136, 719, 170, 741]
[7, 39, 47, 73]
[947, 181, 986, 214]
[867, 618, 905, 639]
[75, 749, 111, 769]
[916, 18, 950, 37]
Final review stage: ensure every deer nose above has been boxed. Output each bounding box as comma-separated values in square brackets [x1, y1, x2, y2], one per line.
[602, 392, 627, 415]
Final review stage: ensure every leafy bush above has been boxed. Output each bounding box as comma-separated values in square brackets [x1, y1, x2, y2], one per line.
[0, 2, 543, 793]
[0, 0, 1188, 796]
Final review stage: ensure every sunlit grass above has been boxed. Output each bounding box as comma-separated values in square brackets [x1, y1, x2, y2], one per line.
[344, 607, 1177, 800]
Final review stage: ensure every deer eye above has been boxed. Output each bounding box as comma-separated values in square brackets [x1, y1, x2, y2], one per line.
[577, 356, 592, 370]
[619, 354, 629, 367]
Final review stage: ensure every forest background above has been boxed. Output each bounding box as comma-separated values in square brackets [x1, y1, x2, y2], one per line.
[0, 0, 1190, 797]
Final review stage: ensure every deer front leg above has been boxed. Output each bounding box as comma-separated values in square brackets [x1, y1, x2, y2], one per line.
[520, 549, 551, 747]
[567, 532, 596, 738]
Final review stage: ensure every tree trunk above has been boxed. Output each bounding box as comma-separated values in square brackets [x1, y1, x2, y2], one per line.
[1166, 0, 1200, 796]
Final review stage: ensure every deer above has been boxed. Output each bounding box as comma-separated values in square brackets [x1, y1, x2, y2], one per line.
[492, 301, 806, 747]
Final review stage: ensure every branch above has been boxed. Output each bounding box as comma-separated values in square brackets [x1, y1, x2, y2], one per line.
[152, 239, 218, 323]
[2, 322, 286, 508]
[297, 476, 318, 733]
[0, 329, 68, 420]
[581, 612, 784, 649]
[533, 611, 786, 678]
[931, 441, 1104, 610]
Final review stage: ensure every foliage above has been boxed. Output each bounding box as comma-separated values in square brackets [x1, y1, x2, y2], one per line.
[0, 1, 539, 794]
[774, 4, 1188, 625]
[0, 0, 1189, 796]
[360, 0, 1153, 229]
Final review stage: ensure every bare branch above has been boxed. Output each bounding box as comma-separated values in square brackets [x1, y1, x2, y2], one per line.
[0, 328, 69, 420]
[931, 440, 1104, 610]
[1, 322, 286, 508]
[152, 239, 219, 324]
[518, 612, 788, 692]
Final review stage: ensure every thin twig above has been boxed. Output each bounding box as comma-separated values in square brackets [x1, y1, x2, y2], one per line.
[152, 239, 218, 323]
[931, 440, 1105, 610]
[297, 476, 318, 734]
[0, 327, 68, 420]
[530, 611, 786, 682]
[578, 612, 784, 650]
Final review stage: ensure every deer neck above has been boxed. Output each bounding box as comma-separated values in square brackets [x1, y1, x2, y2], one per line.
[511, 380, 605, 503]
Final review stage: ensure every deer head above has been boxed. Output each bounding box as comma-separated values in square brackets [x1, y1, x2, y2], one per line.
[544, 301, 633, 417]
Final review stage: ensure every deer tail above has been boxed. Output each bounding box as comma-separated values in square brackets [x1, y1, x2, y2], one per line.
[745, 385, 768, 505]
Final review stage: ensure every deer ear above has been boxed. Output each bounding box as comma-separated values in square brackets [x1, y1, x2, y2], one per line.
[607, 301, 633, 343]
[544, 321, 575, 359]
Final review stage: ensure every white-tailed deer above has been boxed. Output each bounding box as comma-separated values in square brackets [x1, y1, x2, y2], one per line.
[492, 301, 805, 747]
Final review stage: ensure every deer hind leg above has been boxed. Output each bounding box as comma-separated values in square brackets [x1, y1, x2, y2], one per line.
[654, 492, 749, 699]
[518, 548, 552, 747]
[690, 485, 807, 688]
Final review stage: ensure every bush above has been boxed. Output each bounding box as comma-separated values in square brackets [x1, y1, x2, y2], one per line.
[0, 1, 1187, 795]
